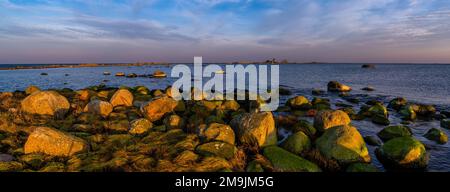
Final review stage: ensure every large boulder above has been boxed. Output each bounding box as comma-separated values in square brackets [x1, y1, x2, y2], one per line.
[327, 81, 352, 92]
[280, 131, 311, 155]
[377, 125, 412, 141]
[201, 123, 235, 145]
[315, 125, 370, 165]
[141, 97, 178, 122]
[314, 110, 351, 132]
[24, 127, 88, 157]
[21, 91, 70, 118]
[375, 136, 428, 169]
[83, 100, 113, 118]
[231, 112, 277, 147]
[263, 146, 321, 172]
[424, 128, 448, 144]
[286, 96, 311, 110]
[110, 89, 134, 107]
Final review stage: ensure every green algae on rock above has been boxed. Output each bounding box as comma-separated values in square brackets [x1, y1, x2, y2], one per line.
[376, 136, 428, 169]
[262, 146, 321, 172]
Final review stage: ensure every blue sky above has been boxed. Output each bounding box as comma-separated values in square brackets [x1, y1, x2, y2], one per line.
[1, 0, 450, 63]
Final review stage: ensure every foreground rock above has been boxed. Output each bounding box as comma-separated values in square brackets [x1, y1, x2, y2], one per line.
[141, 97, 178, 122]
[327, 81, 352, 92]
[83, 100, 113, 118]
[315, 125, 370, 165]
[314, 110, 351, 132]
[195, 141, 236, 159]
[376, 136, 428, 169]
[377, 125, 412, 141]
[21, 91, 70, 118]
[110, 89, 134, 107]
[129, 118, 153, 135]
[201, 123, 235, 145]
[280, 131, 311, 155]
[263, 146, 321, 172]
[24, 127, 88, 157]
[231, 112, 277, 147]
[424, 128, 448, 144]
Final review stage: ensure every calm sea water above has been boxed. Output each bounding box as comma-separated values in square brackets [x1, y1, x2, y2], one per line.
[0, 63, 449, 171]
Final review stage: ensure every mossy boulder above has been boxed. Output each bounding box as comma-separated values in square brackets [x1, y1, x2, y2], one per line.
[346, 163, 379, 172]
[441, 119, 450, 129]
[314, 110, 351, 132]
[280, 131, 311, 155]
[291, 120, 317, 138]
[424, 128, 448, 144]
[287, 96, 311, 110]
[24, 127, 88, 157]
[141, 97, 178, 122]
[327, 81, 352, 92]
[364, 135, 382, 146]
[129, 118, 153, 135]
[202, 123, 235, 145]
[371, 115, 390, 126]
[110, 88, 134, 107]
[231, 112, 277, 147]
[388, 97, 407, 110]
[399, 104, 418, 121]
[21, 91, 70, 119]
[83, 100, 113, 118]
[195, 141, 236, 159]
[262, 146, 321, 172]
[376, 136, 428, 169]
[377, 125, 412, 141]
[315, 125, 370, 165]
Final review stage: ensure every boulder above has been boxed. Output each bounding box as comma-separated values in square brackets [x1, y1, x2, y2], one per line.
[377, 125, 412, 141]
[129, 118, 153, 135]
[315, 125, 370, 164]
[424, 128, 448, 144]
[376, 136, 428, 169]
[287, 96, 311, 110]
[364, 135, 382, 146]
[24, 127, 88, 156]
[416, 105, 436, 117]
[76, 89, 96, 101]
[195, 141, 236, 159]
[83, 100, 113, 118]
[399, 104, 418, 121]
[21, 91, 70, 118]
[291, 120, 317, 138]
[25, 85, 40, 95]
[141, 97, 178, 122]
[202, 123, 235, 145]
[441, 119, 450, 129]
[314, 110, 351, 132]
[327, 81, 352, 92]
[110, 89, 134, 107]
[361, 64, 375, 69]
[262, 146, 321, 172]
[231, 112, 277, 147]
[164, 114, 185, 130]
[388, 97, 407, 110]
[280, 131, 311, 155]
[368, 103, 388, 118]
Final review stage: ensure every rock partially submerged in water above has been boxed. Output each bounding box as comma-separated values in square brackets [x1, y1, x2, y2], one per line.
[424, 128, 448, 144]
[362, 86, 375, 91]
[376, 136, 428, 170]
[152, 70, 167, 78]
[263, 146, 321, 172]
[115, 72, 125, 76]
[280, 131, 311, 155]
[327, 81, 352, 92]
[24, 127, 88, 157]
[315, 125, 371, 165]
[286, 96, 311, 110]
[377, 125, 412, 141]
[362, 64, 375, 69]
[21, 91, 70, 119]
[314, 110, 351, 132]
[388, 97, 407, 111]
[231, 111, 277, 148]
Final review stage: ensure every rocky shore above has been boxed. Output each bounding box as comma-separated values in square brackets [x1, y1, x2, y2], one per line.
[0, 81, 449, 172]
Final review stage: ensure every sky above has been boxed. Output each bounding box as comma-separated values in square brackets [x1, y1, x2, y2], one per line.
[1, 0, 450, 64]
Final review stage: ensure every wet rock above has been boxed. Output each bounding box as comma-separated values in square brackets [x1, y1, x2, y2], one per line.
[313, 110, 351, 132]
[388, 97, 407, 111]
[362, 86, 375, 91]
[133, 86, 150, 95]
[164, 115, 185, 130]
[24, 127, 88, 156]
[152, 70, 167, 78]
[262, 146, 321, 172]
[311, 97, 331, 111]
[346, 163, 379, 172]
[115, 72, 125, 76]
[377, 125, 412, 141]
[21, 91, 70, 119]
[424, 128, 448, 144]
[201, 123, 235, 145]
[312, 89, 325, 96]
[0, 154, 14, 162]
[195, 141, 236, 159]
[129, 118, 153, 135]
[110, 89, 134, 107]
[279, 87, 292, 95]
[287, 96, 311, 110]
[291, 120, 317, 138]
[371, 115, 390, 126]
[399, 104, 417, 121]
[126, 73, 137, 78]
[231, 111, 277, 147]
[40, 73, 48, 76]
[416, 105, 436, 118]
[141, 97, 178, 122]
[441, 119, 450, 129]
[376, 136, 428, 169]
[280, 131, 311, 155]
[316, 125, 370, 165]
[83, 100, 113, 118]
[361, 64, 375, 69]
[25, 85, 40, 95]
[364, 135, 382, 146]
[327, 81, 352, 92]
